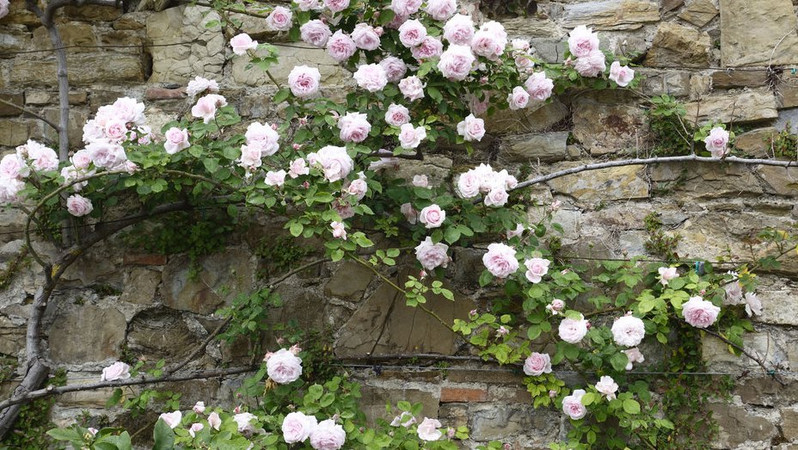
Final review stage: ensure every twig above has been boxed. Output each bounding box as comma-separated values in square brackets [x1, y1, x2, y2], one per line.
[0, 98, 60, 131]
[267, 258, 327, 288]
[702, 328, 785, 385]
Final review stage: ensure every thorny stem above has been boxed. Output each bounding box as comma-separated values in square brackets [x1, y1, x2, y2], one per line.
[702, 328, 785, 385]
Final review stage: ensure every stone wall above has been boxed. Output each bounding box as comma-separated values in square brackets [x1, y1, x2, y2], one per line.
[1, 0, 798, 448]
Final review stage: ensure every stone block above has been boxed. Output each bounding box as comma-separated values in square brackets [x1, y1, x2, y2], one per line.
[145, 87, 187, 101]
[0, 2, 40, 26]
[758, 166, 798, 197]
[62, 5, 123, 21]
[503, 132, 570, 162]
[126, 306, 203, 360]
[123, 253, 168, 266]
[711, 70, 769, 89]
[47, 304, 127, 363]
[119, 268, 161, 306]
[737, 377, 798, 407]
[0, 93, 23, 117]
[0, 118, 42, 147]
[637, 68, 691, 96]
[782, 406, 798, 442]
[357, 383, 439, 427]
[644, 22, 710, 68]
[43, 107, 88, 150]
[32, 22, 96, 53]
[777, 71, 798, 108]
[487, 99, 570, 135]
[561, 0, 660, 30]
[114, 12, 149, 31]
[324, 261, 373, 301]
[0, 24, 31, 57]
[572, 97, 646, 154]
[707, 403, 779, 448]
[677, 0, 717, 27]
[684, 88, 778, 124]
[720, 0, 798, 67]
[0, 315, 25, 355]
[440, 386, 488, 403]
[733, 128, 777, 158]
[470, 404, 559, 442]
[10, 53, 145, 86]
[547, 164, 649, 204]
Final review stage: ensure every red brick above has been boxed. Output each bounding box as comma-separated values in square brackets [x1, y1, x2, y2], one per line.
[123, 253, 167, 266]
[440, 387, 488, 403]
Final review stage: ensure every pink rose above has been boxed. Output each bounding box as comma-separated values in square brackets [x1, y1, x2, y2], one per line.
[188, 422, 204, 438]
[546, 299, 565, 315]
[282, 412, 318, 444]
[266, 348, 303, 384]
[657, 267, 678, 286]
[26, 141, 59, 172]
[109, 97, 146, 125]
[0, 154, 28, 180]
[326, 30, 357, 62]
[238, 144, 262, 171]
[0, 0, 8, 19]
[103, 119, 128, 142]
[412, 174, 429, 188]
[289, 158, 309, 178]
[390, 411, 416, 428]
[300, 20, 332, 47]
[558, 315, 588, 343]
[0, 177, 23, 204]
[456, 171, 480, 198]
[208, 412, 221, 430]
[310, 419, 346, 449]
[186, 76, 219, 97]
[71, 150, 93, 170]
[483, 188, 508, 207]
[163, 127, 190, 154]
[351, 23, 381, 51]
[568, 25, 599, 58]
[398, 123, 426, 149]
[294, 0, 321, 11]
[193, 401, 206, 414]
[391, 0, 422, 16]
[416, 417, 442, 441]
[456, 114, 485, 142]
[159, 411, 183, 429]
[609, 61, 634, 87]
[100, 361, 131, 381]
[437, 44, 475, 81]
[245, 122, 280, 156]
[471, 21, 507, 60]
[385, 103, 411, 127]
[191, 93, 227, 123]
[307, 146, 354, 182]
[524, 257, 550, 283]
[265, 170, 287, 187]
[562, 389, 587, 420]
[623, 347, 645, 370]
[411, 36, 443, 61]
[87, 140, 127, 170]
[400, 203, 417, 224]
[506, 223, 525, 240]
[681, 296, 720, 328]
[67, 194, 93, 217]
[482, 243, 518, 278]
[524, 72, 554, 101]
[704, 127, 729, 157]
[574, 50, 606, 77]
[324, 0, 350, 13]
[398, 19, 427, 48]
[418, 204, 446, 228]
[337, 112, 371, 143]
[353, 64, 388, 92]
[266, 6, 293, 31]
[611, 314, 645, 347]
[399, 76, 425, 101]
[595, 376, 618, 400]
[234, 412, 258, 434]
[508, 86, 530, 110]
[443, 14, 475, 45]
[379, 56, 407, 82]
[288, 65, 322, 98]
[523, 352, 552, 376]
[345, 178, 368, 200]
[744, 292, 762, 317]
[230, 33, 258, 55]
[415, 236, 449, 271]
[424, 0, 456, 21]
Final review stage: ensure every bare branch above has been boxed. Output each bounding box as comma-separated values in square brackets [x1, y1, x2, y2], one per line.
[0, 98, 60, 132]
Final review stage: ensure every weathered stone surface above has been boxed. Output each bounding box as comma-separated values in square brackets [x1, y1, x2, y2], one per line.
[161, 248, 254, 315]
[754, 281, 798, 326]
[561, 0, 660, 30]
[661, 0, 684, 13]
[503, 132, 569, 162]
[10, 53, 145, 86]
[677, 0, 717, 27]
[32, 22, 96, 53]
[502, 17, 566, 39]
[707, 402, 779, 448]
[0, 2, 40, 26]
[48, 304, 126, 363]
[782, 406, 798, 442]
[737, 377, 798, 407]
[43, 108, 88, 150]
[145, 86, 187, 101]
[652, 162, 764, 198]
[637, 68, 691, 96]
[644, 22, 710, 68]
[147, 6, 225, 83]
[0, 93, 23, 117]
[0, 118, 42, 147]
[335, 270, 473, 357]
[487, 99, 569, 135]
[126, 307, 202, 360]
[733, 128, 777, 157]
[0, 24, 31, 57]
[357, 383, 439, 427]
[324, 261, 373, 300]
[393, 155, 453, 188]
[711, 70, 769, 89]
[119, 268, 161, 306]
[63, 5, 123, 21]
[470, 404, 559, 443]
[720, 0, 798, 67]
[777, 71, 798, 108]
[547, 164, 649, 203]
[231, 44, 348, 88]
[683, 89, 778, 124]
[571, 97, 645, 155]
[758, 166, 798, 197]
[0, 315, 24, 355]
[114, 12, 149, 30]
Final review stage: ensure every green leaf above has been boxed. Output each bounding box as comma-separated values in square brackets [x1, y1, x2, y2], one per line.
[610, 352, 629, 372]
[478, 270, 493, 287]
[581, 392, 598, 406]
[622, 398, 641, 414]
[46, 427, 84, 442]
[444, 226, 461, 244]
[152, 419, 175, 450]
[273, 88, 291, 103]
[203, 158, 220, 173]
[289, 222, 304, 237]
[106, 388, 123, 408]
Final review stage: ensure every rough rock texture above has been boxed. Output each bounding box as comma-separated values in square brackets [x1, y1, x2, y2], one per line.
[645, 22, 711, 68]
[683, 88, 779, 124]
[47, 304, 127, 363]
[719, 0, 798, 67]
[677, 0, 718, 27]
[561, 0, 660, 30]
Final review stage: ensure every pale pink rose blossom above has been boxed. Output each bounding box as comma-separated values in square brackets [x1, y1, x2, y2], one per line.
[0, 0, 8, 19]
[482, 243, 518, 278]
[418, 204, 446, 228]
[411, 36, 443, 61]
[391, 0, 422, 16]
[416, 417, 442, 441]
[744, 292, 762, 317]
[230, 33, 258, 55]
[399, 123, 427, 149]
[191, 94, 227, 124]
[398, 19, 427, 48]
[0, 154, 29, 179]
[471, 21, 508, 60]
[25, 141, 59, 172]
[424, 0, 456, 21]
[245, 122, 280, 156]
[546, 299, 565, 315]
[558, 315, 588, 344]
[595, 376, 619, 400]
[288, 65, 322, 98]
[208, 412, 221, 430]
[457, 114, 485, 141]
[657, 267, 679, 286]
[437, 44, 475, 81]
[82, 120, 104, 143]
[568, 25, 600, 58]
[238, 145, 262, 171]
[289, 158, 309, 178]
[351, 23, 381, 51]
[345, 178, 368, 200]
[331, 221, 347, 240]
[512, 39, 530, 52]
[390, 411, 416, 427]
[385, 104, 411, 127]
[399, 76, 425, 101]
[300, 20, 333, 47]
[266, 6, 292, 31]
[234, 412, 258, 434]
[265, 170, 287, 187]
[400, 202, 418, 224]
[456, 171, 481, 198]
[507, 223, 525, 239]
[524, 72, 554, 101]
[110, 97, 146, 125]
[379, 56, 408, 82]
[724, 275, 743, 304]
[294, 0, 321, 11]
[86, 141, 127, 170]
[326, 30, 357, 62]
[87, 428, 98, 436]
[193, 401, 206, 414]
[159, 411, 183, 429]
[62, 166, 88, 191]
[67, 194, 93, 217]
[324, 0, 350, 13]
[265, 348, 303, 384]
[704, 127, 730, 157]
[337, 112, 371, 143]
[609, 61, 634, 87]
[163, 127, 190, 154]
[307, 145, 354, 181]
[562, 389, 587, 420]
[103, 119, 128, 142]
[282, 412, 318, 444]
[189, 423, 204, 438]
[508, 86, 530, 110]
[415, 237, 449, 271]
[524, 258, 550, 283]
[186, 76, 219, 97]
[310, 419, 346, 449]
[624, 347, 645, 370]
[443, 14, 475, 45]
[0, 177, 23, 204]
[100, 361, 131, 381]
[484, 188, 509, 207]
[412, 174, 429, 188]
[574, 50, 606, 77]
[682, 296, 720, 328]
[353, 64, 388, 92]
[611, 314, 645, 347]
[523, 352, 552, 376]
